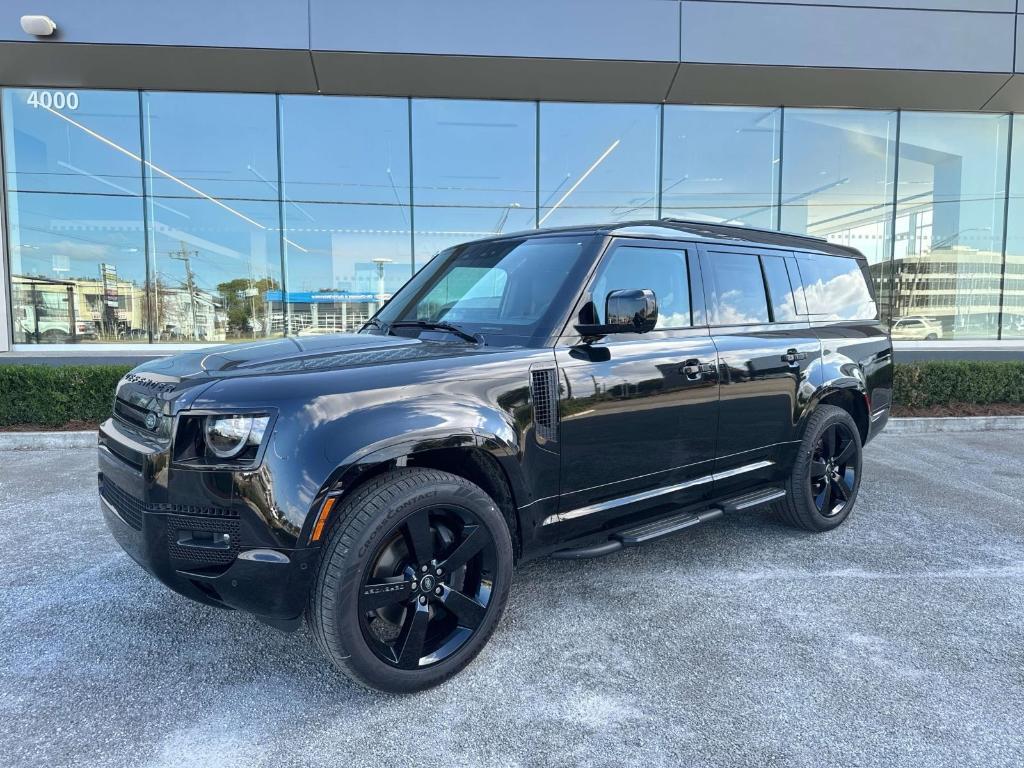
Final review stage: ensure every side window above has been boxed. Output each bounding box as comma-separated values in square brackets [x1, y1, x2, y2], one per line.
[761, 255, 801, 321]
[589, 245, 691, 329]
[797, 254, 878, 321]
[706, 252, 770, 325]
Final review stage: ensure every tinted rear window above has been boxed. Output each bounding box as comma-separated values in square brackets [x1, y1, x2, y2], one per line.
[797, 255, 877, 321]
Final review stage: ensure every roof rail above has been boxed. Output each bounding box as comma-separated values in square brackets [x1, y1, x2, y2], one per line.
[658, 217, 829, 244]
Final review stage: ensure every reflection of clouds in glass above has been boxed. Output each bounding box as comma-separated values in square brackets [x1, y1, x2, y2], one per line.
[657, 311, 690, 329]
[717, 288, 768, 325]
[773, 290, 799, 321]
[803, 271, 875, 321]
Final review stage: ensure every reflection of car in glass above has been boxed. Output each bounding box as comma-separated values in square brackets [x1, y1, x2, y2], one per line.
[891, 317, 943, 341]
[14, 305, 97, 342]
[99, 220, 893, 693]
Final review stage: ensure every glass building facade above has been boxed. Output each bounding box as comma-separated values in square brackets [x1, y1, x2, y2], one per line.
[2, 87, 1021, 345]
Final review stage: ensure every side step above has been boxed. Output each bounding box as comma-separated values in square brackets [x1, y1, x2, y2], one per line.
[616, 508, 723, 546]
[549, 485, 787, 560]
[720, 487, 786, 513]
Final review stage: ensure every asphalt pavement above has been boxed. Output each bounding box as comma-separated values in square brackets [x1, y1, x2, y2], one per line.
[1, 431, 1022, 768]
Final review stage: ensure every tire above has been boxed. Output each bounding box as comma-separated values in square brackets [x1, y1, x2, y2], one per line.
[774, 404, 863, 532]
[306, 467, 513, 693]
[925, 333, 938, 341]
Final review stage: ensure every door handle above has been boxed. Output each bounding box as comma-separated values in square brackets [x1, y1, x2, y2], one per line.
[782, 348, 808, 364]
[681, 360, 717, 380]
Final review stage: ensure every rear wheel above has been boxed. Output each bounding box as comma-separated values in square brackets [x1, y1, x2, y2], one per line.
[774, 404, 862, 532]
[306, 467, 513, 693]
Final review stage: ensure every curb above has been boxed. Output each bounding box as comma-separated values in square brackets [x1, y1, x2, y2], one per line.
[885, 416, 1024, 434]
[1, 417, 1023, 450]
[0, 431, 96, 451]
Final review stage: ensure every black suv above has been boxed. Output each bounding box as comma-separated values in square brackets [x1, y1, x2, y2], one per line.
[99, 220, 893, 692]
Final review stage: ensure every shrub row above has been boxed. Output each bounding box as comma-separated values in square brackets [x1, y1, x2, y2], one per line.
[0, 364, 131, 428]
[892, 361, 1024, 410]
[1, 360, 1023, 429]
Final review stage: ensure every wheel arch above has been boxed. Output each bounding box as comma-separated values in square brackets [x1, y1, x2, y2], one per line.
[305, 432, 526, 561]
[807, 382, 870, 445]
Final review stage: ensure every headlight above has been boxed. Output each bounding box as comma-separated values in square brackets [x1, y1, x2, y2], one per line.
[204, 415, 270, 459]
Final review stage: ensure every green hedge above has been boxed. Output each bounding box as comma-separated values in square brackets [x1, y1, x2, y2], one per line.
[0, 364, 131, 428]
[1, 360, 1023, 428]
[893, 361, 1024, 410]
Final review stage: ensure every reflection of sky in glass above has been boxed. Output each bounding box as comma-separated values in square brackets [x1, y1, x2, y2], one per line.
[412, 99, 536, 266]
[1, 86, 1022, 344]
[662, 106, 780, 230]
[539, 103, 659, 228]
[780, 109, 896, 266]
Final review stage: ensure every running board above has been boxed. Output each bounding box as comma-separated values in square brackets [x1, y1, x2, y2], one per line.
[720, 487, 786, 513]
[549, 486, 787, 560]
[616, 508, 723, 546]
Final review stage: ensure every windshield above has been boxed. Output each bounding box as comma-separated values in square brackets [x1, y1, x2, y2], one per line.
[374, 235, 599, 346]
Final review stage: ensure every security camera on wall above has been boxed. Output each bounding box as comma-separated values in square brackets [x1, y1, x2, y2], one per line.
[21, 15, 57, 36]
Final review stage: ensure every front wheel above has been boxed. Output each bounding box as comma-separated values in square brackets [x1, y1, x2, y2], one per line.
[774, 404, 863, 532]
[306, 467, 513, 693]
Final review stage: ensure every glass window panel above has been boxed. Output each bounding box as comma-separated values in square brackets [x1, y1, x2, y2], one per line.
[705, 252, 770, 325]
[894, 112, 1009, 340]
[539, 103, 659, 227]
[780, 108, 897, 319]
[280, 96, 411, 335]
[1002, 115, 1024, 339]
[142, 93, 282, 342]
[142, 92, 278, 201]
[6, 192, 148, 343]
[3, 88, 149, 344]
[662, 106, 780, 229]
[3, 88, 142, 196]
[590, 245, 690, 329]
[411, 99, 536, 268]
[147, 199, 281, 343]
[797, 255, 877, 321]
[761, 254, 801, 321]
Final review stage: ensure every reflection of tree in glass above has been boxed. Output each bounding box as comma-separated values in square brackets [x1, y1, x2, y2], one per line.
[217, 277, 280, 337]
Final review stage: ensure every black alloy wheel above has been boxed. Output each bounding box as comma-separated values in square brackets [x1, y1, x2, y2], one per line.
[809, 422, 858, 518]
[358, 505, 498, 670]
[306, 467, 513, 693]
[774, 404, 863, 532]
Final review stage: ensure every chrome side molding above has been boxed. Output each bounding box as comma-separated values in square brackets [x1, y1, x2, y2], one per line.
[542, 460, 774, 526]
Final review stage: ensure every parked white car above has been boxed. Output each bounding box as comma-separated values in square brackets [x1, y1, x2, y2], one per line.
[891, 317, 943, 341]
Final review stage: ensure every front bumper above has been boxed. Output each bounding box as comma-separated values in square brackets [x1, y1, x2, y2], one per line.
[98, 421, 317, 631]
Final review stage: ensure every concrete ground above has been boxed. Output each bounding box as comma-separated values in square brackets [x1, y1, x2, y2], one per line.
[0, 432, 1022, 768]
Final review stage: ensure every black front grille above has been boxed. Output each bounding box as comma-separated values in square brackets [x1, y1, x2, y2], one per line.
[113, 396, 154, 431]
[100, 477, 144, 530]
[166, 515, 241, 565]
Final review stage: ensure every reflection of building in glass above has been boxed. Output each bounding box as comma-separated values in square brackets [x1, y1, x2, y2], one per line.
[10, 274, 145, 343]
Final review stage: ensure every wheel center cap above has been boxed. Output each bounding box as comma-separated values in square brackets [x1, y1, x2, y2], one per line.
[420, 574, 436, 592]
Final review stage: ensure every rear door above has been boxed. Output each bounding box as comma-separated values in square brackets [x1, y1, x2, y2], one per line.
[545, 238, 719, 537]
[698, 244, 821, 494]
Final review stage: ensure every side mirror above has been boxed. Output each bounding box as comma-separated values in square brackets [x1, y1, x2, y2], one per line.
[575, 289, 658, 341]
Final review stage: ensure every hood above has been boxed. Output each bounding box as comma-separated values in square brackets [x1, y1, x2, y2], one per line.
[132, 332, 485, 381]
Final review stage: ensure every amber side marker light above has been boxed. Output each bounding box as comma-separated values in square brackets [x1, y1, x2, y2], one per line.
[310, 497, 338, 542]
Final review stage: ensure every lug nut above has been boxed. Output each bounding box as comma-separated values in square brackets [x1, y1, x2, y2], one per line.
[435, 567, 443, 576]
[419, 596, 427, 605]
[411, 582, 418, 591]
[421, 565, 428, 573]
[435, 586, 443, 595]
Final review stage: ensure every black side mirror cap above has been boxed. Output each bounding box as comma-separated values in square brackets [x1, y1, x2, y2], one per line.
[574, 289, 658, 341]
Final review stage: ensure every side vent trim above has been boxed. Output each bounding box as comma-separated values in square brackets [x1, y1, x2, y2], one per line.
[530, 367, 559, 445]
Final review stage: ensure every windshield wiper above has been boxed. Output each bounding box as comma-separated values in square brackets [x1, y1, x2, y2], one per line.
[388, 320, 483, 345]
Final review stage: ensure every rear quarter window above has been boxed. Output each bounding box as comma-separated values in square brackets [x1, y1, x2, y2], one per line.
[797, 254, 877, 321]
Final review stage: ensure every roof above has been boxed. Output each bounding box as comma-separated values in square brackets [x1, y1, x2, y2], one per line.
[474, 218, 864, 259]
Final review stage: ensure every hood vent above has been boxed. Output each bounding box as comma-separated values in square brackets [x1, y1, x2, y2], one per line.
[530, 368, 559, 445]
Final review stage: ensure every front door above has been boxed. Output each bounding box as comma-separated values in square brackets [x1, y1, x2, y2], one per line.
[545, 238, 720, 538]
